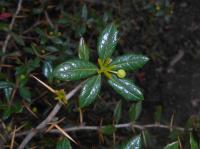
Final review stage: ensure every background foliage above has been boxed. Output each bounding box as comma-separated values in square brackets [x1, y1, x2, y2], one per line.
[0, 0, 200, 148]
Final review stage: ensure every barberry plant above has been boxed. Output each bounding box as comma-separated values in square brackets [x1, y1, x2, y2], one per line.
[53, 24, 149, 108]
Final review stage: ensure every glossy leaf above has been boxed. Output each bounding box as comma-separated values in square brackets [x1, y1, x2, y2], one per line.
[98, 24, 118, 61]
[4, 87, 13, 101]
[53, 59, 98, 81]
[163, 141, 179, 149]
[101, 125, 116, 136]
[0, 81, 14, 89]
[79, 75, 101, 108]
[108, 76, 144, 101]
[0, 81, 14, 101]
[190, 133, 199, 149]
[111, 54, 149, 71]
[42, 61, 53, 82]
[120, 135, 142, 149]
[78, 37, 89, 60]
[113, 101, 122, 123]
[56, 138, 72, 149]
[81, 4, 88, 20]
[129, 101, 142, 121]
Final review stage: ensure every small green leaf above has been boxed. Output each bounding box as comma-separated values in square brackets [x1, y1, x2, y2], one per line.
[81, 4, 88, 20]
[42, 61, 53, 82]
[2, 102, 23, 120]
[19, 87, 31, 102]
[4, 87, 13, 101]
[120, 135, 142, 149]
[190, 133, 199, 149]
[0, 81, 14, 101]
[129, 101, 142, 121]
[11, 32, 25, 46]
[78, 37, 90, 60]
[111, 54, 149, 71]
[98, 24, 118, 61]
[163, 141, 179, 149]
[0, 81, 14, 89]
[56, 138, 72, 149]
[108, 76, 144, 101]
[79, 75, 101, 108]
[53, 59, 98, 81]
[154, 105, 162, 122]
[113, 101, 122, 123]
[101, 125, 116, 136]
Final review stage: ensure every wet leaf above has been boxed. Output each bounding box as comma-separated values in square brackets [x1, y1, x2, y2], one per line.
[163, 141, 179, 149]
[42, 61, 53, 82]
[108, 76, 143, 101]
[0, 81, 14, 101]
[54, 59, 98, 81]
[190, 133, 199, 149]
[113, 100, 122, 123]
[78, 37, 89, 60]
[79, 75, 101, 108]
[129, 101, 142, 121]
[0, 81, 14, 89]
[81, 4, 88, 20]
[56, 138, 72, 149]
[98, 24, 118, 61]
[111, 54, 149, 71]
[120, 135, 142, 149]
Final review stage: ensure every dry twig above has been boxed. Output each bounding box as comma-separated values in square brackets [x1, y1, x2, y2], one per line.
[17, 83, 83, 149]
[1, 0, 23, 66]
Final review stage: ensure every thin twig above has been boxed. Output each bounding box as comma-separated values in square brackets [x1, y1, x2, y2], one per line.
[44, 11, 54, 28]
[10, 126, 16, 149]
[17, 83, 83, 149]
[1, 0, 23, 66]
[13, 122, 192, 139]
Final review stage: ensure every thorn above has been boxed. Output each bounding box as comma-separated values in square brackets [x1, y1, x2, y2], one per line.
[170, 112, 175, 132]
[54, 124, 77, 144]
[10, 126, 16, 149]
[30, 75, 56, 93]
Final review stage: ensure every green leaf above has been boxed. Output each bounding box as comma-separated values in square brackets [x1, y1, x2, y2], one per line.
[4, 87, 13, 101]
[42, 61, 53, 82]
[78, 37, 90, 60]
[154, 105, 162, 122]
[163, 141, 179, 149]
[79, 75, 101, 108]
[53, 59, 98, 81]
[113, 101, 122, 123]
[98, 24, 118, 61]
[0, 81, 14, 101]
[81, 4, 88, 20]
[129, 101, 142, 121]
[56, 138, 72, 149]
[2, 102, 23, 120]
[101, 125, 116, 136]
[190, 133, 199, 149]
[120, 135, 142, 149]
[19, 87, 31, 102]
[108, 76, 144, 101]
[111, 54, 149, 71]
[11, 32, 25, 46]
[0, 81, 14, 89]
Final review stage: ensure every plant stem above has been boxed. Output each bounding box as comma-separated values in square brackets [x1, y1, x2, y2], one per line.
[17, 83, 83, 149]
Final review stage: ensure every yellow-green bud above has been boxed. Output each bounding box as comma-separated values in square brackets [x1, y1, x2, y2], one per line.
[32, 107, 37, 113]
[117, 69, 126, 78]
